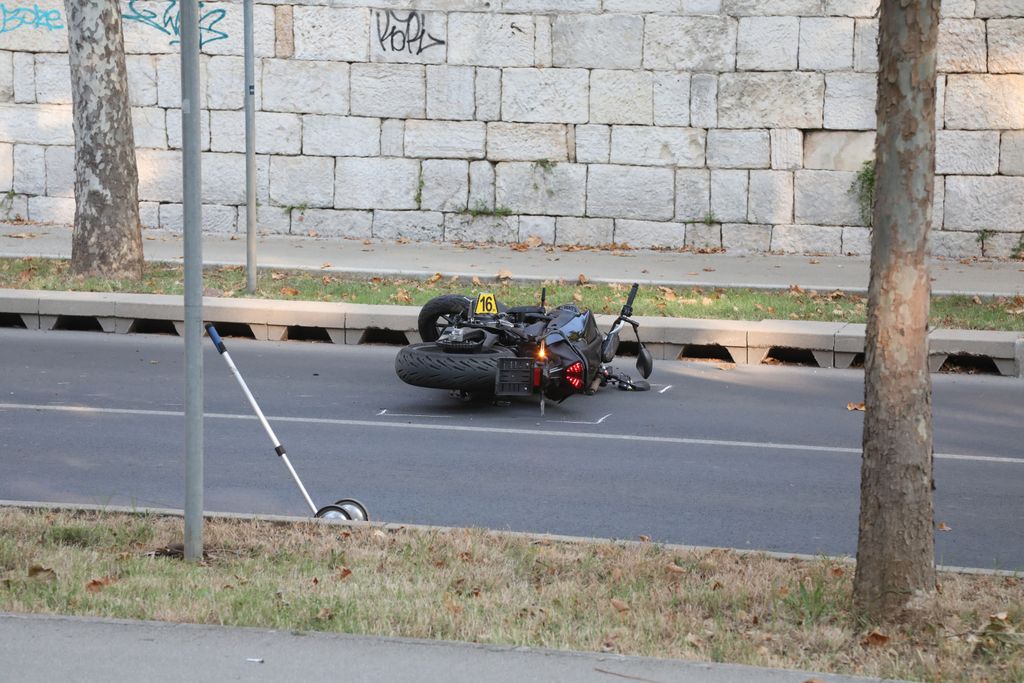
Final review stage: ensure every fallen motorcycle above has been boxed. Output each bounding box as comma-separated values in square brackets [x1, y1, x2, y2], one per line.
[394, 283, 654, 411]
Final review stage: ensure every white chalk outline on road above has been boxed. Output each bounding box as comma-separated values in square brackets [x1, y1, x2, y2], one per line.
[1, 402, 1020, 466]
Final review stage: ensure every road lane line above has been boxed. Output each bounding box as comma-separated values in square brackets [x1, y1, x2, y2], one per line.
[659, 385, 673, 394]
[550, 412, 612, 426]
[0, 402, 1020, 465]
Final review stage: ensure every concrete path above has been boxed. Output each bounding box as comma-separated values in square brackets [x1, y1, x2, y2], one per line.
[2, 222, 1022, 296]
[0, 612, 905, 683]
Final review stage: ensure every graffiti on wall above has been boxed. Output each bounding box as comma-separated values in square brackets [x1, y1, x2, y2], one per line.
[375, 10, 444, 57]
[0, 3, 64, 33]
[122, 0, 228, 47]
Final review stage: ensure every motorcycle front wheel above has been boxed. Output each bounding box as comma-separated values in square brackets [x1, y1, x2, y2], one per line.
[395, 343, 515, 393]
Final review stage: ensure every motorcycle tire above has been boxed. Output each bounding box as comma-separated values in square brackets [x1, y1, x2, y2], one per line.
[417, 294, 508, 342]
[395, 343, 515, 393]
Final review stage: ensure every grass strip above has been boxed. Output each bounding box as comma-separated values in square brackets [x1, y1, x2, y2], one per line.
[1, 257, 1023, 331]
[1, 508, 1021, 682]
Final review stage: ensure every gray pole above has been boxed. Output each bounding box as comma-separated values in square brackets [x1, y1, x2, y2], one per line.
[180, 0, 204, 562]
[244, 0, 257, 293]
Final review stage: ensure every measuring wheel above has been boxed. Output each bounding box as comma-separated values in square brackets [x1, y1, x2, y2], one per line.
[314, 498, 369, 521]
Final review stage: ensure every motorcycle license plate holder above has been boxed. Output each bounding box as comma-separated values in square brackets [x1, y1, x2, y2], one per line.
[495, 357, 535, 396]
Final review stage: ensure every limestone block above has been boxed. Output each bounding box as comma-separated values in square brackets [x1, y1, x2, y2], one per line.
[335, 158, 420, 210]
[405, 120, 486, 159]
[213, 111, 300, 155]
[929, 230, 982, 258]
[941, 0, 976, 17]
[350, 64, 424, 119]
[291, 7, 369, 61]
[682, 0, 723, 11]
[300, 210, 373, 238]
[737, 17, 799, 71]
[369, 9, 446, 64]
[33, 54, 70, 104]
[469, 160, 495, 210]
[137, 201, 158, 229]
[301, 115, 379, 157]
[590, 70, 653, 125]
[556, 217, 614, 245]
[448, 13, 535, 67]
[748, 170, 794, 224]
[445, 214, 518, 242]
[0, 0, 66, 52]
[499, 0, 601, 9]
[132, 107, 168, 150]
[826, 0, 880, 16]
[588, 165, 675, 221]
[496, 161, 587, 216]
[28, 196, 73, 224]
[0, 193, 26, 220]
[610, 126, 705, 167]
[166, 109, 210, 151]
[823, 73, 876, 130]
[13, 144, 45, 194]
[982, 232, 1024, 258]
[707, 129, 770, 169]
[804, 131, 874, 171]
[244, 203, 291, 234]
[475, 68, 502, 121]
[159, 203, 238, 234]
[535, 16, 553, 68]
[690, 74, 717, 128]
[722, 223, 771, 252]
[276, 5, 294, 58]
[936, 75, 946, 129]
[575, 124, 610, 163]
[552, 14, 643, 69]
[182, 3, 275, 59]
[373, 210, 443, 241]
[710, 170, 748, 223]
[201, 153, 251, 205]
[945, 75, 1024, 130]
[381, 120, 404, 156]
[936, 131, 999, 175]
[136, 149, 183, 202]
[502, 68, 589, 123]
[944, 176, 1024, 231]
[0, 52, 12, 103]
[653, 73, 690, 127]
[974, 0, 1018, 17]
[426, 66, 475, 120]
[937, 19, 987, 73]
[685, 223, 721, 249]
[520, 216, 556, 243]
[771, 225, 843, 254]
[487, 123, 568, 162]
[156, 54, 208, 109]
[262, 59, 348, 115]
[934, 175, 945, 229]
[723, 0, 822, 14]
[644, 16, 737, 71]
[854, 19, 879, 72]
[421, 159, 469, 212]
[676, 169, 711, 222]
[1000, 131, 1024, 175]
[842, 226, 870, 255]
[0, 143, 11, 190]
[614, 220, 686, 248]
[988, 20, 1024, 74]
[800, 18, 855, 71]
[771, 129, 804, 170]
[718, 73, 824, 129]
[12, 52, 33, 104]
[207, 56, 263, 112]
[43, 145, 72, 198]
[794, 170, 861, 226]
[604, 0, 683, 10]
[0, 103, 72, 145]
[268, 155, 334, 209]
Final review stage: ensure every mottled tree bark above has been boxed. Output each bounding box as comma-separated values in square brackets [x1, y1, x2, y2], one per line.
[854, 0, 939, 620]
[65, 0, 143, 279]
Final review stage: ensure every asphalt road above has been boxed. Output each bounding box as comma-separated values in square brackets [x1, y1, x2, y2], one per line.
[1, 329, 1021, 571]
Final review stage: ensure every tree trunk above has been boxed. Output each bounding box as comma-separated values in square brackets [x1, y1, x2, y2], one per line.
[854, 0, 939, 620]
[65, 0, 143, 279]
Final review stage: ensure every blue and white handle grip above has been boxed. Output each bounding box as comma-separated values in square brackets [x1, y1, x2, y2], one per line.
[205, 323, 227, 354]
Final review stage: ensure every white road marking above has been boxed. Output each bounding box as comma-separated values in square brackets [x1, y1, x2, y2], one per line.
[659, 385, 673, 394]
[550, 412, 612, 426]
[376, 408, 453, 419]
[0, 402, 1020, 465]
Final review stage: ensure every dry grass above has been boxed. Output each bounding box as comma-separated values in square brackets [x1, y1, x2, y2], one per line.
[1, 508, 1021, 682]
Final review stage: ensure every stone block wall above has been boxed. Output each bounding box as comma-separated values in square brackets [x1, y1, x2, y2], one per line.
[1, 0, 1023, 257]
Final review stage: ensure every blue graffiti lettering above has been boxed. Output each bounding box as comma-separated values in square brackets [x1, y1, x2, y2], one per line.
[122, 0, 228, 47]
[0, 3, 64, 33]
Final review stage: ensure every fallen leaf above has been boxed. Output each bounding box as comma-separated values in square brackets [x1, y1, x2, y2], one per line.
[701, 296, 714, 307]
[363, 239, 372, 245]
[703, 267, 715, 272]
[578, 273, 589, 284]
[638, 534, 651, 542]
[510, 242, 529, 252]
[28, 565, 56, 582]
[666, 564, 686, 575]
[496, 268, 512, 280]
[320, 262, 332, 269]
[938, 522, 952, 532]
[524, 234, 543, 248]
[444, 593, 463, 615]
[280, 287, 300, 297]
[658, 285, 677, 301]
[271, 272, 286, 281]
[717, 363, 737, 371]
[685, 633, 703, 647]
[572, 291, 583, 303]
[427, 272, 443, 284]
[336, 567, 353, 580]
[972, 295, 983, 305]
[471, 276, 482, 286]
[831, 566, 845, 578]
[711, 581, 723, 591]
[5, 232, 37, 239]
[610, 598, 630, 613]
[317, 607, 333, 621]
[228, 235, 239, 241]
[396, 236, 410, 244]
[991, 611, 1009, 621]
[804, 679, 825, 683]
[862, 630, 890, 647]
[847, 402, 866, 411]
[86, 576, 117, 593]
[394, 288, 412, 304]
[809, 259, 821, 265]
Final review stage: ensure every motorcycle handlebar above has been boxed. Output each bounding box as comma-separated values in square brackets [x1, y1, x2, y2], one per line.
[622, 283, 639, 317]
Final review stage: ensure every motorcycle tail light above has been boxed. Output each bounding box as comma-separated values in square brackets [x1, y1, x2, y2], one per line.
[533, 365, 542, 387]
[566, 361, 584, 390]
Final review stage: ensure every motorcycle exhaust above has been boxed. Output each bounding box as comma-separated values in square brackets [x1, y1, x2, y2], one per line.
[205, 324, 368, 522]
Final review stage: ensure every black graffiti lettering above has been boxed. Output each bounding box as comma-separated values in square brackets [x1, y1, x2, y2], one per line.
[375, 10, 445, 57]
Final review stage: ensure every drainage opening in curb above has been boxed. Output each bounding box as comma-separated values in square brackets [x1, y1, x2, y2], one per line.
[129, 319, 179, 336]
[616, 340, 639, 357]
[678, 344, 734, 362]
[357, 328, 409, 346]
[939, 354, 1001, 376]
[52, 315, 103, 332]
[0, 313, 27, 329]
[208, 322, 256, 339]
[846, 353, 865, 369]
[286, 326, 333, 343]
[764, 347, 818, 366]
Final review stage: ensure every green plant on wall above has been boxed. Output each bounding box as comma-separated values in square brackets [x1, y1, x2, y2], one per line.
[1012, 235, 1024, 260]
[850, 160, 876, 228]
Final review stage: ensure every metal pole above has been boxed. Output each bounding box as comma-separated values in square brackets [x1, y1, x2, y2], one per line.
[243, 0, 257, 293]
[180, 0, 204, 562]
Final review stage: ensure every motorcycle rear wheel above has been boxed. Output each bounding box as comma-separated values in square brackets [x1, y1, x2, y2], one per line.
[395, 343, 515, 393]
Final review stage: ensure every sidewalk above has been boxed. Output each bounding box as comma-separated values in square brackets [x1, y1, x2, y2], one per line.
[2, 222, 1022, 296]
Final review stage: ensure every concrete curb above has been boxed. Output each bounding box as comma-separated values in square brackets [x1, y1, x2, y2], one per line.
[1, 500, 1018, 578]
[1, 288, 1021, 377]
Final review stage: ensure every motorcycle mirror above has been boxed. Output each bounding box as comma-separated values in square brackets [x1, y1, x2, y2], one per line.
[600, 332, 620, 363]
[636, 344, 654, 379]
